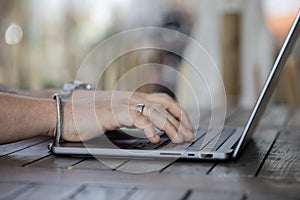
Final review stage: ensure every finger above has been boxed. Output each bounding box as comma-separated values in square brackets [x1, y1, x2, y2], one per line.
[178, 124, 194, 141]
[170, 104, 194, 131]
[143, 105, 184, 143]
[168, 111, 194, 141]
[107, 105, 160, 143]
[146, 93, 194, 131]
[150, 104, 193, 142]
[129, 92, 193, 141]
[129, 109, 160, 143]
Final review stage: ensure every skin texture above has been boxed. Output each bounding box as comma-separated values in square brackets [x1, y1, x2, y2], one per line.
[0, 86, 194, 145]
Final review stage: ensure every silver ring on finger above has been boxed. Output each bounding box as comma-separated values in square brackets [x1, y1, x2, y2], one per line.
[135, 104, 145, 114]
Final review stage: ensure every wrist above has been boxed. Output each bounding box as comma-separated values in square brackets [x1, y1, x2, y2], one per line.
[41, 99, 57, 138]
[50, 81, 94, 143]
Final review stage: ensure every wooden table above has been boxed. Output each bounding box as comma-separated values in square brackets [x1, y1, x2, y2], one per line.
[0, 107, 299, 199]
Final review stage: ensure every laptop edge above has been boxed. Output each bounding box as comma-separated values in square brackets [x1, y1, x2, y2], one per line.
[232, 10, 300, 158]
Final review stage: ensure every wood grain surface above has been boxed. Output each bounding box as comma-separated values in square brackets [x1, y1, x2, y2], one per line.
[0, 107, 299, 199]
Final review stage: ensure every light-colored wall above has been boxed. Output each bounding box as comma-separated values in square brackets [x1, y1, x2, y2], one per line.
[177, 0, 274, 109]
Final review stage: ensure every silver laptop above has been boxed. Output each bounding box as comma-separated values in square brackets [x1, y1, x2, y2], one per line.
[49, 11, 300, 161]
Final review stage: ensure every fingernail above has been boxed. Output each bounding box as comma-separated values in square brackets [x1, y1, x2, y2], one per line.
[180, 129, 193, 142]
[152, 134, 160, 143]
[173, 134, 183, 143]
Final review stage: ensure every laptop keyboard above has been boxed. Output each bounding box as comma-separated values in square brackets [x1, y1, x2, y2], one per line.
[115, 127, 236, 151]
[189, 128, 235, 151]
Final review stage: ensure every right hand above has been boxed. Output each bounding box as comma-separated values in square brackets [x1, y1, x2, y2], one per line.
[59, 90, 194, 144]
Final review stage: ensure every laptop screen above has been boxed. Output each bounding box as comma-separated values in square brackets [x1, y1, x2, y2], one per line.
[233, 11, 300, 157]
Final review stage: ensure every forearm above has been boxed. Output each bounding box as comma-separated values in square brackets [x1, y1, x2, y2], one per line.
[0, 93, 56, 144]
[0, 84, 59, 99]
[16, 89, 59, 99]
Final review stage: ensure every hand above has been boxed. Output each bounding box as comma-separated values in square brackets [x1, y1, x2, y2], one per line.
[60, 90, 194, 144]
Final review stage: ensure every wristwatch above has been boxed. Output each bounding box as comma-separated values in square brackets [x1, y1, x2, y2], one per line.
[59, 81, 95, 100]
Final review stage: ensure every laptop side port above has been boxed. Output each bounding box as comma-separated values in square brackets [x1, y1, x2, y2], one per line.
[201, 153, 213, 158]
[160, 152, 181, 156]
[187, 153, 195, 157]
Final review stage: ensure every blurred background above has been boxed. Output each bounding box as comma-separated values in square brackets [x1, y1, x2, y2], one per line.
[0, 0, 299, 109]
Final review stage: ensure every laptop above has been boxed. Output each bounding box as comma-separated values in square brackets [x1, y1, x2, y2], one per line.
[49, 11, 300, 161]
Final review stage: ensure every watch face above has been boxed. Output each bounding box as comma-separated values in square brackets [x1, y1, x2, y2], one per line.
[64, 82, 75, 91]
